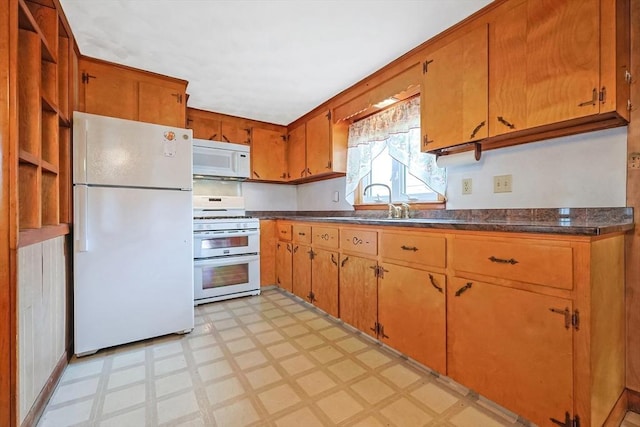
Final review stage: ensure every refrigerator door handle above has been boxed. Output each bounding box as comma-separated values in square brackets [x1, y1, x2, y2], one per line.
[75, 185, 89, 252]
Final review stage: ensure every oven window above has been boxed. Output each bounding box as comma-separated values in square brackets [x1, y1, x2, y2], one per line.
[202, 263, 249, 289]
[201, 236, 248, 250]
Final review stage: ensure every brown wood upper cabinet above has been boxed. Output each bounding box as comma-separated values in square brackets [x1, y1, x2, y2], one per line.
[286, 110, 348, 182]
[489, 0, 629, 138]
[79, 57, 187, 128]
[186, 109, 251, 145]
[421, 24, 488, 152]
[251, 127, 288, 181]
[421, 0, 629, 152]
[287, 123, 306, 180]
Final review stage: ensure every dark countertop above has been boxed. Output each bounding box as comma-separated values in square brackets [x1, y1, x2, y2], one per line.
[249, 208, 635, 236]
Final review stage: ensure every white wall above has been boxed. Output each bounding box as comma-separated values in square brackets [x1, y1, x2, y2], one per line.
[444, 127, 627, 209]
[296, 176, 355, 211]
[245, 127, 627, 211]
[243, 181, 298, 211]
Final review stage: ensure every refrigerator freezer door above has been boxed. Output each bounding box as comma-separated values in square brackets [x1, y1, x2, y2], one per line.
[73, 186, 194, 356]
[73, 111, 192, 190]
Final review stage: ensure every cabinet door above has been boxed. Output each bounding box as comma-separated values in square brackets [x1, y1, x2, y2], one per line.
[187, 113, 222, 141]
[489, 0, 527, 137]
[138, 81, 185, 127]
[275, 242, 292, 292]
[448, 277, 573, 427]
[421, 25, 488, 152]
[221, 121, 251, 145]
[305, 110, 332, 176]
[251, 128, 287, 181]
[292, 244, 312, 301]
[259, 220, 276, 286]
[525, 0, 600, 128]
[287, 123, 306, 180]
[80, 60, 138, 121]
[378, 264, 446, 373]
[311, 248, 339, 317]
[339, 255, 377, 337]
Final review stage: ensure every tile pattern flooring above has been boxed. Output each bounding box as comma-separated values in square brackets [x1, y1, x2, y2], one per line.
[38, 287, 636, 427]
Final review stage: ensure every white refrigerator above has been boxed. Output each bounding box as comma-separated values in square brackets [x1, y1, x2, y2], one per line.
[73, 112, 194, 356]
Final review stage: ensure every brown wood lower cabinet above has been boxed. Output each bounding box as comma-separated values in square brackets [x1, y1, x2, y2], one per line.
[339, 254, 378, 338]
[274, 220, 626, 427]
[447, 277, 573, 427]
[378, 264, 446, 373]
[310, 248, 339, 317]
[275, 241, 292, 292]
[292, 243, 311, 300]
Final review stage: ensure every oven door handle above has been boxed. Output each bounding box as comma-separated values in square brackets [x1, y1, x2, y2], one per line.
[194, 254, 260, 267]
[194, 229, 259, 237]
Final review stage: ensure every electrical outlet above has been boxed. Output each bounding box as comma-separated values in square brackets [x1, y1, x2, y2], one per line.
[493, 174, 512, 193]
[462, 178, 472, 195]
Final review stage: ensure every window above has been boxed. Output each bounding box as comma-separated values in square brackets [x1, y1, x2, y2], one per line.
[360, 132, 438, 203]
[345, 97, 446, 205]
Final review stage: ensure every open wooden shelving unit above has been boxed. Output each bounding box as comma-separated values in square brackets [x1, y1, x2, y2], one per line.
[17, 0, 72, 246]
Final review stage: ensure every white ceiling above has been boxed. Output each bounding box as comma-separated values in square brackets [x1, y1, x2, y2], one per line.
[59, 0, 492, 125]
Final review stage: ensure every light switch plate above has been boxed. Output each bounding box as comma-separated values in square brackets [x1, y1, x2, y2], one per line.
[493, 175, 512, 193]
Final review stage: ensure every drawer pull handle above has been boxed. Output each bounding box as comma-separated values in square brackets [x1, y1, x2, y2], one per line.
[298, 232, 306, 236]
[455, 282, 472, 297]
[341, 257, 349, 267]
[401, 245, 418, 252]
[352, 237, 363, 245]
[286, 245, 292, 253]
[488, 256, 519, 265]
[320, 233, 330, 241]
[428, 274, 443, 293]
[331, 254, 338, 266]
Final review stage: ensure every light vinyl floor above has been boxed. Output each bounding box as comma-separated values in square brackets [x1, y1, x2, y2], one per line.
[38, 287, 637, 427]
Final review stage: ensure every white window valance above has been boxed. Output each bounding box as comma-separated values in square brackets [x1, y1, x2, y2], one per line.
[345, 97, 446, 198]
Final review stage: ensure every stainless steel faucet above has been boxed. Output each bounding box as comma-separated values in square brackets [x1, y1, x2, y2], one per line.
[363, 183, 398, 218]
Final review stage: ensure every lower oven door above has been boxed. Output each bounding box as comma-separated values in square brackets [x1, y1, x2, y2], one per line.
[194, 254, 261, 304]
[193, 229, 259, 258]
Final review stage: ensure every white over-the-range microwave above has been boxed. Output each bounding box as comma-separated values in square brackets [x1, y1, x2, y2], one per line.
[192, 139, 250, 179]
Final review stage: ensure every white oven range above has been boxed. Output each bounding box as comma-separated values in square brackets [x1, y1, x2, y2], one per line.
[192, 196, 261, 305]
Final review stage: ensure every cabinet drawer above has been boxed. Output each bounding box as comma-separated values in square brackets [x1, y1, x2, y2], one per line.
[380, 231, 445, 268]
[277, 223, 292, 241]
[292, 224, 311, 243]
[341, 228, 377, 256]
[452, 237, 573, 290]
[312, 226, 339, 249]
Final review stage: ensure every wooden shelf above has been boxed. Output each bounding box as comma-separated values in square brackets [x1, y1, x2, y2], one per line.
[18, 28, 41, 157]
[19, 163, 41, 229]
[17, 0, 56, 63]
[41, 92, 58, 114]
[41, 61, 57, 104]
[57, 34, 69, 118]
[40, 159, 57, 174]
[41, 171, 59, 226]
[19, 149, 40, 166]
[16, 0, 70, 232]
[41, 111, 58, 167]
[19, 224, 70, 248]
